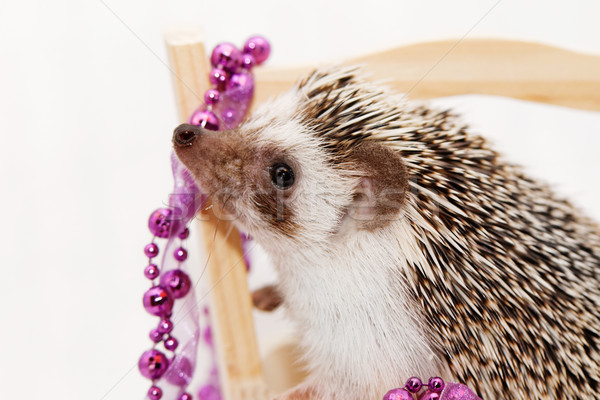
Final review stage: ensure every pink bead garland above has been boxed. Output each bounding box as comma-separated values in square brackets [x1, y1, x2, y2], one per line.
[140, 207, 192, 399]
[139, 35, 270, 400]
[189, 36, 270, 132]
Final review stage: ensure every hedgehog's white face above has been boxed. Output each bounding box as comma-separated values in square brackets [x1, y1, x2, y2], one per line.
[173, 89, 409, 255]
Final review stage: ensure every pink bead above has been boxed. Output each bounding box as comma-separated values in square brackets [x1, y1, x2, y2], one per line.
[226, 72, 255, 101]
[243, 36, 271, 65]
[179, 393, 193, 400]
[418, 391, 440, 400]
[188, 109, 219, 131]
[241, 54, 255, 69]
[144, 243, 159, 258]
[148, 208, 181, 238]
[165, 356, 193, 386]
[440, 382, 482, 400]
[158, 318, 174, 334]
[138, 349, 169, 380]
[178, 227, 190, 240]
[149, 328, 163, 343]
[144, 264, 159, 280]
[148, 385, 163, 400]
[164, 335, 179, 351]
[143, 285, 174, 317]
[204, 89, 220, 105]
[174, 247, 188, 262]
[160, 269, 192, 299]
[406, 377, 423, 393]
[428, 377, 445, 393]
[209, 68, 228, 87]
[383, 388, 414, 400]
[210, 42, 242, 71]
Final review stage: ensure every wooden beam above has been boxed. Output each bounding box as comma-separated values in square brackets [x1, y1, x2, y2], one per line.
[252, 39, 600, 112]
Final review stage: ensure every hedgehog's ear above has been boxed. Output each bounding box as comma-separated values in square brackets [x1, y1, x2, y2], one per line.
[348, 142, 409, 231]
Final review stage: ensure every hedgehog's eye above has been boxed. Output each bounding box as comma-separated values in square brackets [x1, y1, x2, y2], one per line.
[270, 163, 295, 190]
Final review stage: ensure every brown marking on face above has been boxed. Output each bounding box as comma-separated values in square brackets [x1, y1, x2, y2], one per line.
[251, 188, 299, 238]
[174, 127, 252, 218]
[247, 148, 300, 237]
[173, 124, 300, 236]
[347, 142, 409, 231]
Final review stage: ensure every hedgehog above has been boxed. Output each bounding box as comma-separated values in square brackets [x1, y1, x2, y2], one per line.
[172, 66, 600, 400]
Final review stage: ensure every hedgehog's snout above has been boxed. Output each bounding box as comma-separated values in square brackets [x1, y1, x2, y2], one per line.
[173, 123, 201, 147]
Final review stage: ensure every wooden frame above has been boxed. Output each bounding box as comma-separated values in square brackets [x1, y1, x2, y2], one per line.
[165, 28, 600, 400]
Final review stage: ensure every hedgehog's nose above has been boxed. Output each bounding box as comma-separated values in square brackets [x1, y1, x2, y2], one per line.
[173, 124, 201, 147]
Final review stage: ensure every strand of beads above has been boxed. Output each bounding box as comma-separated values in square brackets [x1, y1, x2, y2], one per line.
[140, 207, 194, 400]
[383, 377, 481, 400]
[189, 36, 270, 131]
[139, 36, 270, 400]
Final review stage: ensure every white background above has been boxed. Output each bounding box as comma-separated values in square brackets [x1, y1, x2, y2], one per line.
[1, 1, 600, 399]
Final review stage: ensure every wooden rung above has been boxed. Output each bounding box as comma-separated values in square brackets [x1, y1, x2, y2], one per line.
[251, 39, 600, 112]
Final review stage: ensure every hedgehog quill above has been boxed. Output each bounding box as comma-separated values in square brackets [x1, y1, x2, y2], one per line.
[173, 66, 600, 400]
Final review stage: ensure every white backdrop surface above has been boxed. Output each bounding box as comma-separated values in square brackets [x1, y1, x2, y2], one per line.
[1, 1, 599, 399]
